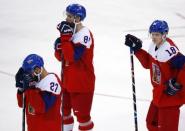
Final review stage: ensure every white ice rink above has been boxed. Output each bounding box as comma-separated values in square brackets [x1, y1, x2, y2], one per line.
[0, 0, 185, 130]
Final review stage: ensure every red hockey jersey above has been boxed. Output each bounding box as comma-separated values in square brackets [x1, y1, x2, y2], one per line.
[17, 73, 62, 131]
[55, 27, 95, 93]
[135, 38, 185, 107]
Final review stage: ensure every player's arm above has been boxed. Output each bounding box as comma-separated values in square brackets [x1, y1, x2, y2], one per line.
[125, 34, 150, 69]
[17, 91, 23, 108]
[170, 53, 185, 85]
[165, 52, 185, 95]
[59, 41, 86, 63]
[41, 91, 57, 111]
[54, 37, 81, 62]
[73, 43, 86, 61]
[135, 49, 150, 69]
[54, 21, 75, 63]
[15, 67, 36, 107]
[15, 69, 46, 112]
[57, 21, 87, 63]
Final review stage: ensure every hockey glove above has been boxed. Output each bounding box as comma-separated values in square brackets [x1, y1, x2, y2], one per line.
[15, 68, 36, 93]
[15, 67, 24, 92]
[22, 72, 37, 90]
[165, 78, 182, 96]
[57, 21, 75, 42]
[54, 37, 62, 50]
[125, 34, 142, 52]
[54, 37, 62, 61]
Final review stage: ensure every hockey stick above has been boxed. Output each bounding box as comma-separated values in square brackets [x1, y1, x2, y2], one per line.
[129, 48, 138, 131]
[60, 55, 64, 131]
[22, 93, 26, 131]
[61, 93, 64, 131]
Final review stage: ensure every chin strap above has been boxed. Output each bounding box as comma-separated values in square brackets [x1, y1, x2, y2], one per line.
[33, 67, 43, 82]
[73, 18, 81, 35]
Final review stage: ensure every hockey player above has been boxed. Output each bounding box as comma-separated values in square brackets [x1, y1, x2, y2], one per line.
[54, 3, 95, 131]
[124, 20, 185, 131]
[15, 54, 62, 131]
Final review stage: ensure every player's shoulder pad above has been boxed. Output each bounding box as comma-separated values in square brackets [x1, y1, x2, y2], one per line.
[35, 74, 61, 95]
[72, 27, 92, 48]
[157, 40, 179, 62]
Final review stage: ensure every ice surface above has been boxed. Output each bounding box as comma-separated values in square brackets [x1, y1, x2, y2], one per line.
[0, 0, 185, 130]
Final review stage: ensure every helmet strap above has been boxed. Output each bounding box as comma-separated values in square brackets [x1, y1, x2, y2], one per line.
[73, 19, 81, 34]
[33, 67, 43, 82]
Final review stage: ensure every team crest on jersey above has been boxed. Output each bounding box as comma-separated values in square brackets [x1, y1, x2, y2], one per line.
[28, 103, 35, 115]
[152, 63, 161, 84]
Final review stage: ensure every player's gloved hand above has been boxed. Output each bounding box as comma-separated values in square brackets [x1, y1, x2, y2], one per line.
[15, 68, 36, 93]
[54, 37, 62, 50]
[57, 21, 75, 42]
[22, 72, 37, 90]
[54, 37, 63, 61]
[165, 78, 182, 96]
[15, 67, 24, 92]
[125, 34, 142, 52]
